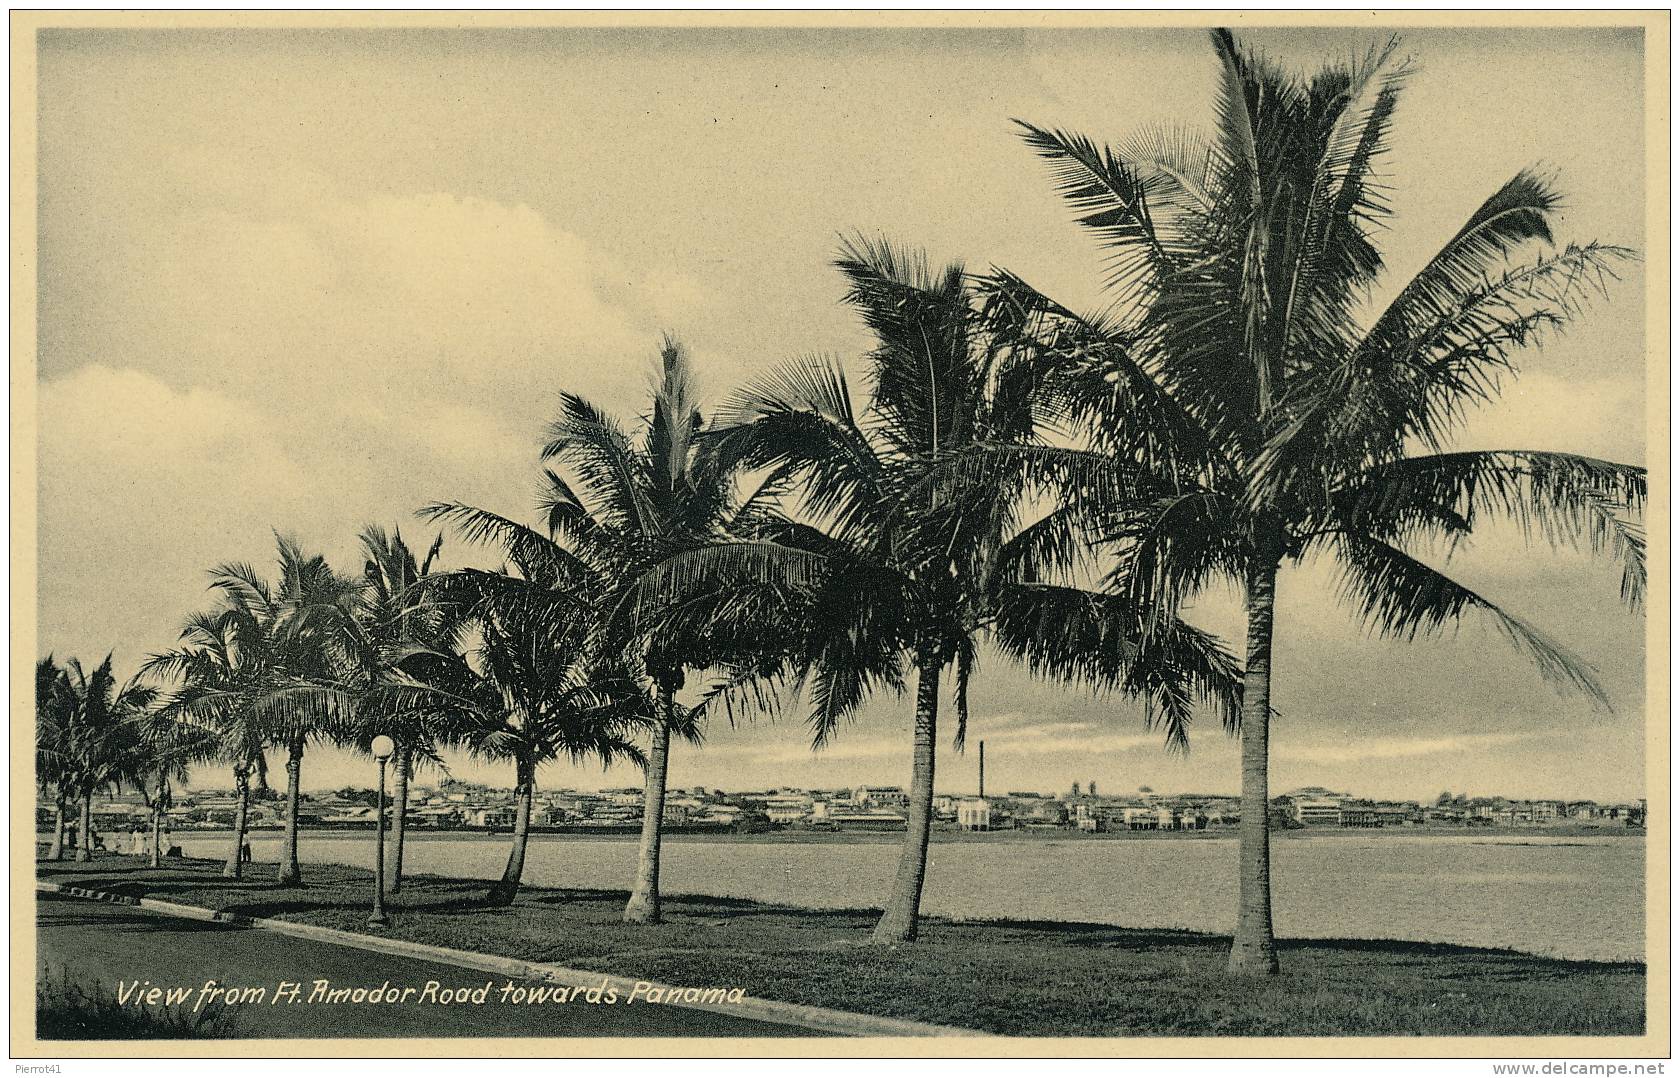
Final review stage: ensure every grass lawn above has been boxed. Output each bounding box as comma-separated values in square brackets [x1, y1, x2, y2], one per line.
[36, 854, 1645, 1038]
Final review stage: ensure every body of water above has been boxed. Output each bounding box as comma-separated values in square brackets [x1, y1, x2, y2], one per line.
[166, 830, 1644, 963]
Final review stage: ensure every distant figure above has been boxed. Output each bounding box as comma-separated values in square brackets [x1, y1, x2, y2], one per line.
[240, 840, 253, 863]
[128, 828, 146, 856]
[167, 845, 183, 858]
[160, 827, 176, 857]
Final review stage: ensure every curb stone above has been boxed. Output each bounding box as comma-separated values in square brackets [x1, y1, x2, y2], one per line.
[36, 879, 981, 1039]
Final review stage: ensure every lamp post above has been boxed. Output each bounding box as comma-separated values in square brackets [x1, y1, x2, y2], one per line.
[369, 735, 394, 927]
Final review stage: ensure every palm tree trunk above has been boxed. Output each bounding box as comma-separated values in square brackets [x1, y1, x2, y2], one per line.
[48, 795, 67, 860]
[1227, 554, 1282, 976]
[487, 755, 533, 906]
[150, 775, 167, 869]
[277, 738, 305, 885]
[224, 766, 250, 879]
[624, 683, 675, 925]
[388, 745, 410, 894]
[871, 656, 940, 944]
[75, 789, 93, 862]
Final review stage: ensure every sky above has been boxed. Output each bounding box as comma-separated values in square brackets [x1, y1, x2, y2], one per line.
[33, 23, 1650, 803]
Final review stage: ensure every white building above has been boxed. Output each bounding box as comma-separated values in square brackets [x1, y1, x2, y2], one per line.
[956, 799, 992, 831]
[1292, 797, 1343, 826]
[851, 785, 909, 809]
[763, 794, 812, 825]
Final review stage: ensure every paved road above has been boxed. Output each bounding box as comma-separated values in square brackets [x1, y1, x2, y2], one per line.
[37, 892, 819, 1040]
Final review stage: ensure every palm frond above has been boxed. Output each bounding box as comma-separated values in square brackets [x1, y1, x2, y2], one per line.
[1256, 242, 1636, 502]
[624, 541, 830, 631]
[991, 582, 1242, 751]
[419, 502, 593, 587]
[1013, 120, 1182, 307]
[1331, 450, 1646, 608]
[1329, 532, 1610, 708]
[541, 392, 658, 536]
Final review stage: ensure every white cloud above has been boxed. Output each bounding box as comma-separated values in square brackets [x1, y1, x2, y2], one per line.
[719, 735, 902, 768]
[1275, 731, 1552, 767]
[58, 177, 669, 426]
[38, 367, 312, 665]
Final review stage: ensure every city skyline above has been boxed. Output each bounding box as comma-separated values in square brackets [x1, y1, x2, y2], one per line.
[168, 742, 1645, 808]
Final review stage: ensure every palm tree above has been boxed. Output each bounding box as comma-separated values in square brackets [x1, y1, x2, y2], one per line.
[151, 536, 359, 885]
[145, 602, 276, 879]
[129, 708, 219, 867]
[427, 336, 776, 925]
[1005, 29, 1646, 974]
[351, 525, 463, 893]
[645, 237, 1242, 944]
[231, 538, 361, 885]
[371, 561, 652, 906]
[36, 657, 76, 860]
[50, 656, 156, 861]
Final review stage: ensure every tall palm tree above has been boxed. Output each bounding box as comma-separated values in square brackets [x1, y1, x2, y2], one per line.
[427, 336, 776, 925]
[350, 525, 463, 893]
[1005, 29, 1646, 974]
[371, 560, 652, 906]
[646, 237, 1243, 943]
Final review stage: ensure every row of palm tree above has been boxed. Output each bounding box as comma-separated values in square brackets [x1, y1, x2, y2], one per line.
[36, 656, 162, 861]
[37, 31, 1646, 976]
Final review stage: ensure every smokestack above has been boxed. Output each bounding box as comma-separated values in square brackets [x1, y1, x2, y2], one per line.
[979, 740, 986, 799]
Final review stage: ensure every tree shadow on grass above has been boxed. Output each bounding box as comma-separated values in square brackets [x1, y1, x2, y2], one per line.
[213, 879, 494, 920]
[1276, 935, 1646, 973]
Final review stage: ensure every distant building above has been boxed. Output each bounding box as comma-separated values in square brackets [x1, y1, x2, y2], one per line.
[663, 797, 706, 825]
[415, 805, 463, 828]
[1338, 802, 1411, 828]
[469, 806, 515, 829]
[1121, 806, 1159, 830]
[851, 786, 909, 809]
[1012, 799, 1067, 828]
[816, 809, 906, 832]
[319, 806, 377, 825]
[762, 792, 813, 825]
[956, 799, 992, 831]
[1291, 796, 1343, 826]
